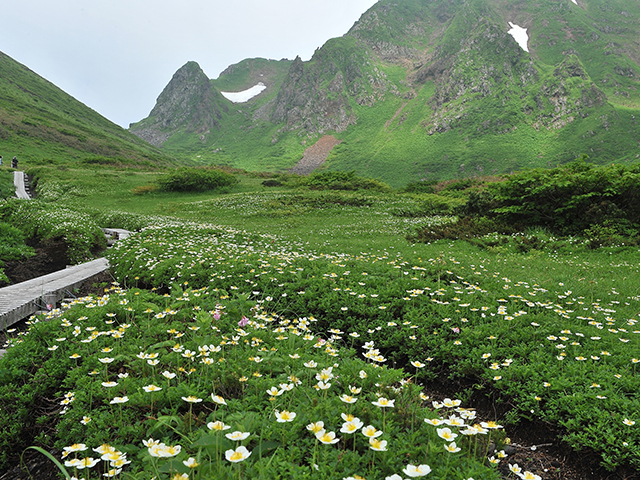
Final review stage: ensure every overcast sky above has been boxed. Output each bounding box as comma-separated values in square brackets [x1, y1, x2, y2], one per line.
[1, 0, 378, 128]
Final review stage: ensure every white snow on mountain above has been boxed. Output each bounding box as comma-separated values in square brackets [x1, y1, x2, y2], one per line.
[220, 83, 267, 103]
[508, 22, 529, 52]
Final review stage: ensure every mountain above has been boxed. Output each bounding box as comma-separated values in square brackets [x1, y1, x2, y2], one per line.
[0, 51, 173, 167]
[130, 0, 640, 186]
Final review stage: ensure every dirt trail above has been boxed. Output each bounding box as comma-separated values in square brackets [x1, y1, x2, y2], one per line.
[289, 135, 342, 175]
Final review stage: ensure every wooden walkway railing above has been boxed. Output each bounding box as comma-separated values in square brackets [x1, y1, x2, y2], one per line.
[0, 258, 110, 331]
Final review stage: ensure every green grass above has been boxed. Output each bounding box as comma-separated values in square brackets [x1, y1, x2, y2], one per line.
[1, 164, 640, 477]
[0, 51, 175, 167]
[0, 169, 14, 199]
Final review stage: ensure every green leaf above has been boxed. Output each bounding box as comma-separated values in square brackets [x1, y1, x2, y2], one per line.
[254, 440, 280, 457]
[22, 446, 71, 480]
[158, 459, 190, 474]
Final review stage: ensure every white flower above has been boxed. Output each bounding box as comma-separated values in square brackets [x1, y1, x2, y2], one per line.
[207, 421, 231, 431]
[225, 446, 251, 463]
[371, 397, 395, 408]
[225, 431, 250, 441]
[274, 410, 296, 422]
[403, 464, 432, 477]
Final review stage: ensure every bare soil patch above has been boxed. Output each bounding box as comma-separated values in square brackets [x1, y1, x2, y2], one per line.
[289, 135, 342, 175]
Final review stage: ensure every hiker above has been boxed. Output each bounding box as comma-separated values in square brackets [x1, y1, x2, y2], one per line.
[0, 155, 3, 166]
[11, 156, 17, 168]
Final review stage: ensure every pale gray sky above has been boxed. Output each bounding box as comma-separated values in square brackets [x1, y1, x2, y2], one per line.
[1, 0, 378, 128]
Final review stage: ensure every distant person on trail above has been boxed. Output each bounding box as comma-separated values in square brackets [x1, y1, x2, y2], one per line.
[0, 155, 3, 166]
[11, 156, 17, 168]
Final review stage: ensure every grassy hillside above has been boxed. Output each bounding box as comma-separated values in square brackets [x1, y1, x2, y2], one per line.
[0, 51, 174, 168]
[130, 0, 640, 187]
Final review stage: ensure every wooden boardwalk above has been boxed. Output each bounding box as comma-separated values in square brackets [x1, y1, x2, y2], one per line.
[0, 258, 110, 330]
[13, 171, 30, 199]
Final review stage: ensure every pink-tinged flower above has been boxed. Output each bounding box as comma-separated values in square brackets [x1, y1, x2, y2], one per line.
[225, 446, 251, 462]
[238, 316, 249, 327]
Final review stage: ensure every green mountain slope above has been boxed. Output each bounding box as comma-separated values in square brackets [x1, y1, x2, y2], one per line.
[130, 0, 640, 186]
[0, 51, 173, 167]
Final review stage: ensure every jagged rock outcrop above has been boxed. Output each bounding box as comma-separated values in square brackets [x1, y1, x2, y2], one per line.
[128, 0, 640, 184]
[130, 61, 227, 146]
[269, 56, 356, 135]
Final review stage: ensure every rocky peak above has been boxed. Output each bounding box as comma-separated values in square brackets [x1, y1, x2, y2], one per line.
[130, 61, 227, 146]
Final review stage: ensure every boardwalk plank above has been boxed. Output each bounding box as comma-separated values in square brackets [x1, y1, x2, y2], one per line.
[0, 258, 109, 330]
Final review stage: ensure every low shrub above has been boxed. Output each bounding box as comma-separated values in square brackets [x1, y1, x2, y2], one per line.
[392, 194, 465, 217]
[261, 179, 282, 187]
[157, 168, 237, 193]
[408, 216, 518, 243]
[487, 158, 640, 235]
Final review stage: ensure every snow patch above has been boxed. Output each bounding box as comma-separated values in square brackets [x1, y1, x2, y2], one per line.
[571, 0, 577, 4]
[507, 22, 529, 52]
[221, 82, 267, 103]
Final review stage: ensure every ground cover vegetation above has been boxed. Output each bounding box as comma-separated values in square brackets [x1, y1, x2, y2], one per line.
[0, 170, 14, 200]
[0, 163, 639, 479]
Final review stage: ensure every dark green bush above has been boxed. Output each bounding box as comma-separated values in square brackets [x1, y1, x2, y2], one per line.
[261, 179, 282, 187]
[408, 216, 518, 244]
[157, 167, 237, 193]
[300, 170, 390, 192]
[487, 158, 640, 235]
[392, 194, 465, 217]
